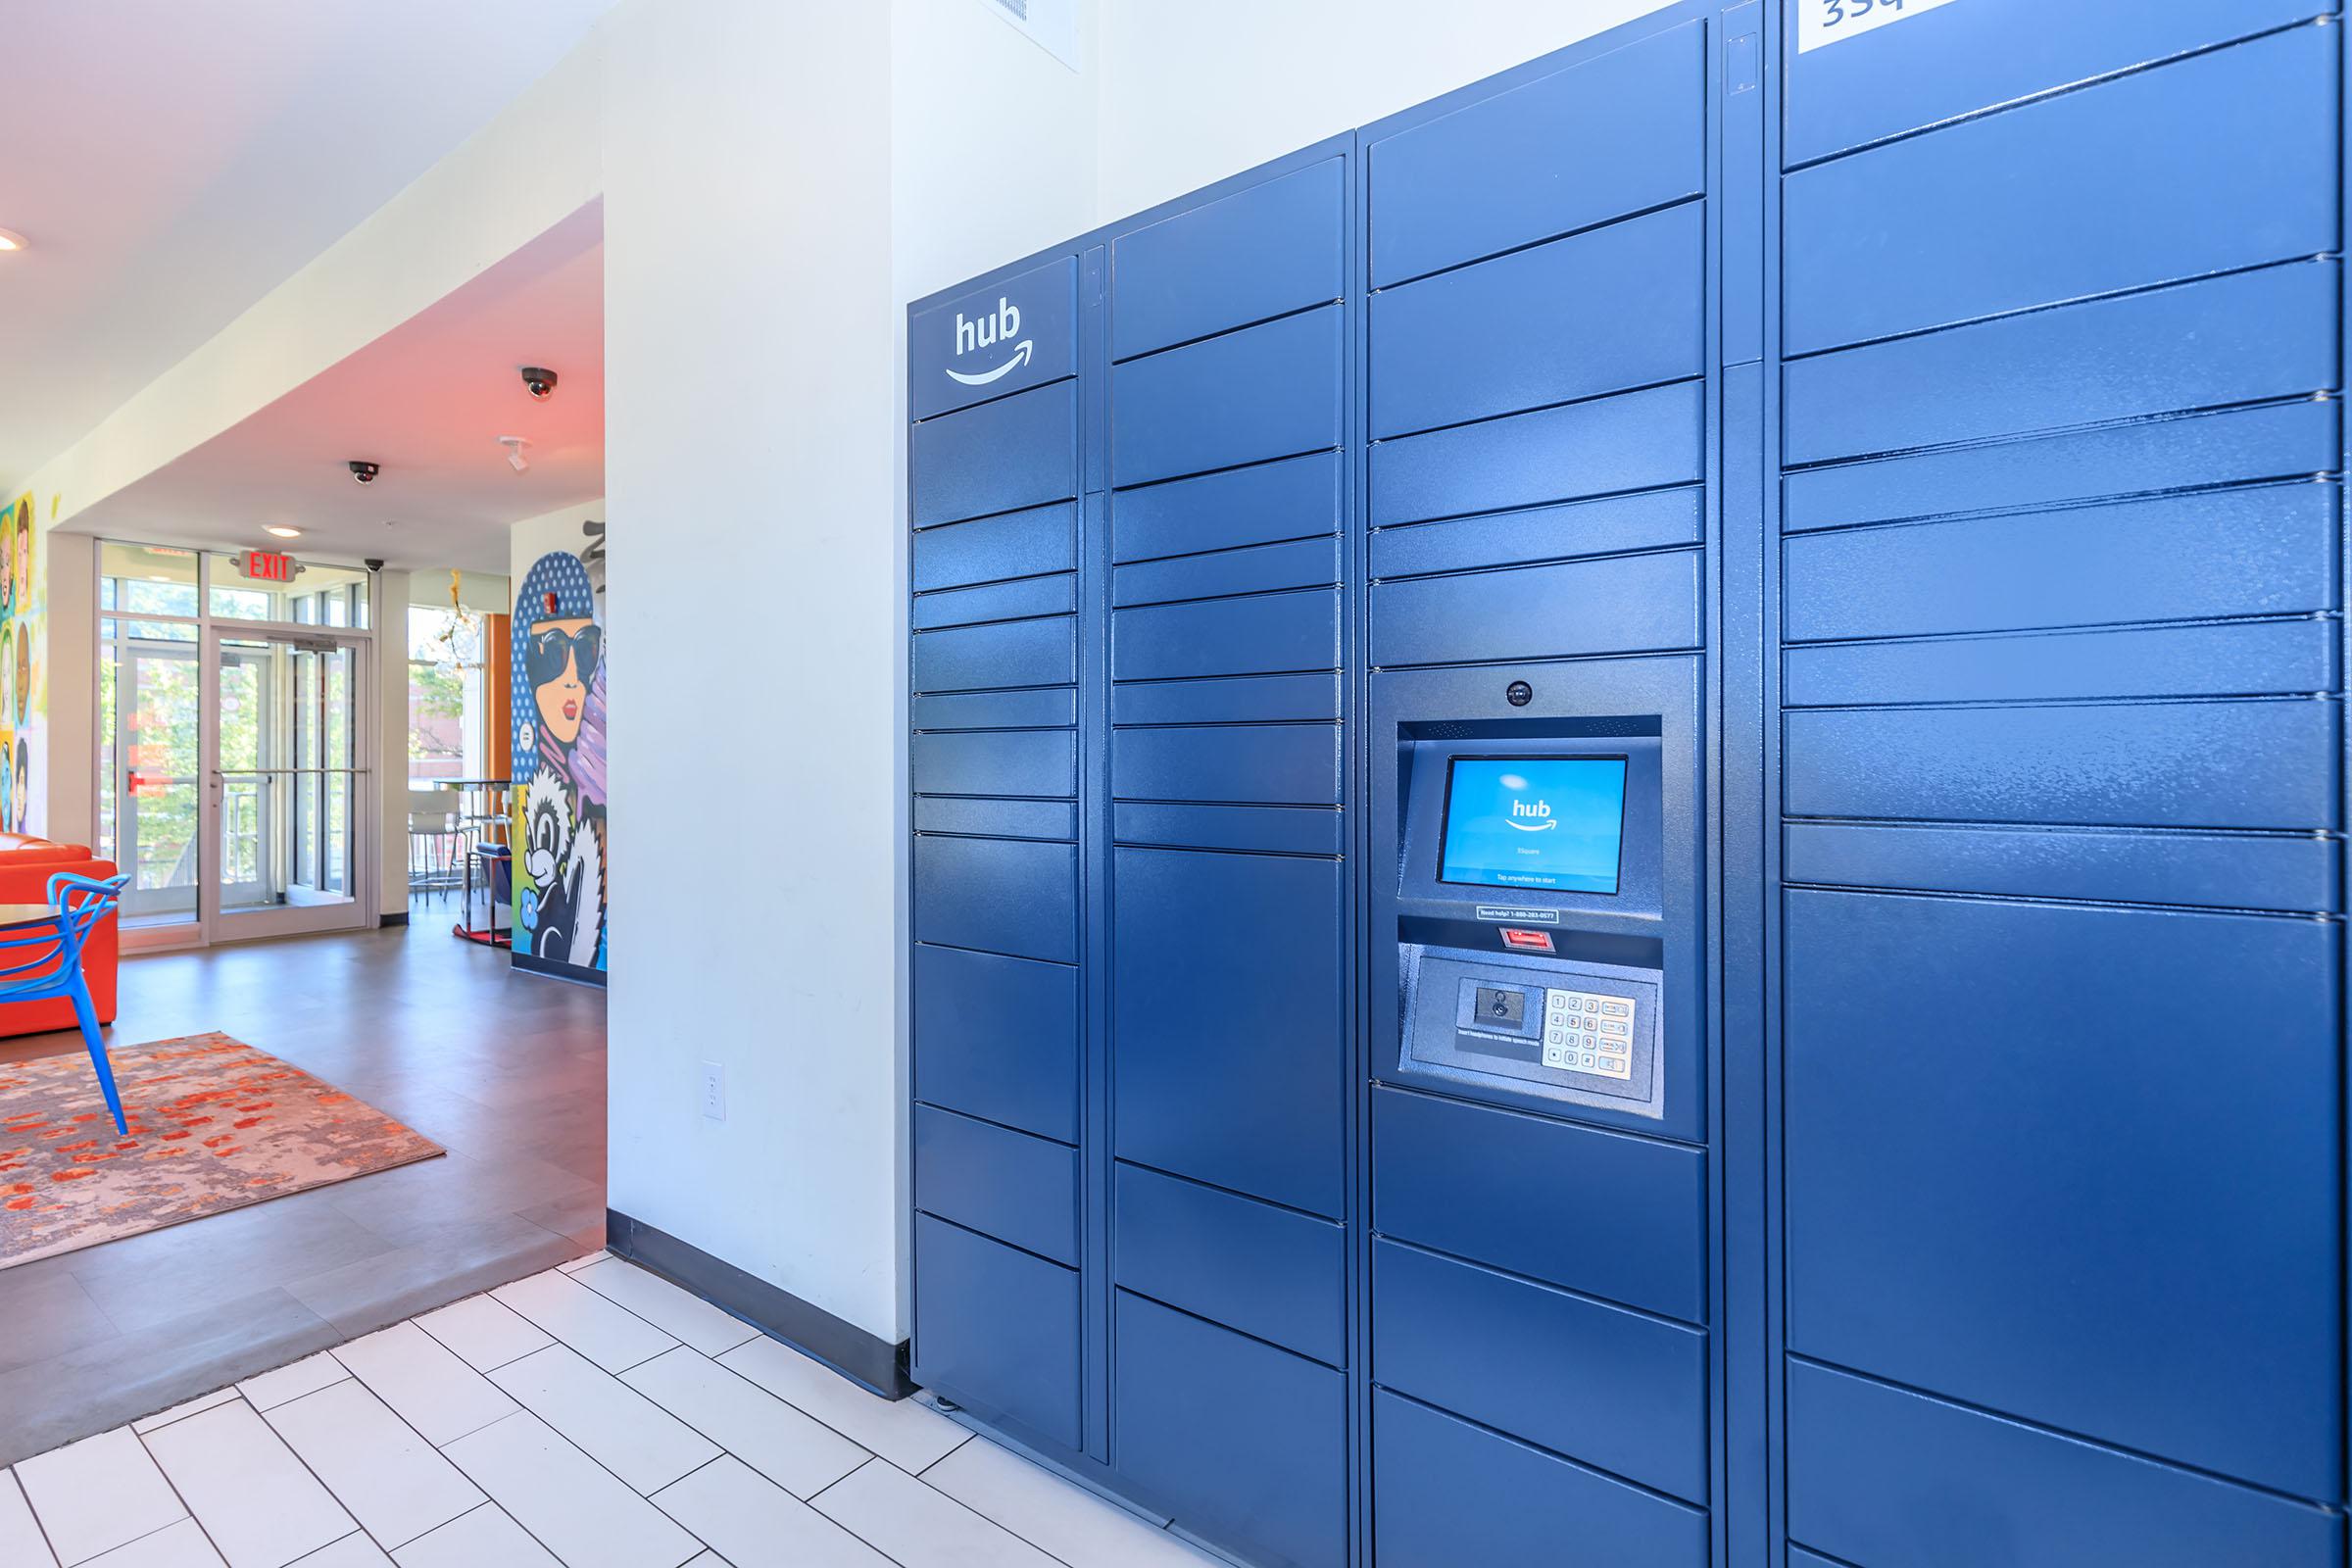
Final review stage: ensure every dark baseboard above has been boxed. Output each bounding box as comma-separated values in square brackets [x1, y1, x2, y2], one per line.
[514, 952, 608, 987]
[379, 911, 410, 928]
[607, 1208, 912, 1399]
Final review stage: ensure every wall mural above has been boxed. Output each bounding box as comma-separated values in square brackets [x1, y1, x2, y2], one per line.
[0, 494, 40, 837]
[511, 551, 607, 975]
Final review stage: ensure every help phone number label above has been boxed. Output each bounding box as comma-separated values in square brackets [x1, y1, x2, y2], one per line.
[1799, 0, 1964, 53]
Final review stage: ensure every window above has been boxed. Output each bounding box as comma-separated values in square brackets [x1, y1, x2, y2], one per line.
[408, 605, 486, 784]
[99, 542, 200, 617]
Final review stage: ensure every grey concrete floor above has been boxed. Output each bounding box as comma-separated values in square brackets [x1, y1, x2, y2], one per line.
[0, 906, 605, 1464]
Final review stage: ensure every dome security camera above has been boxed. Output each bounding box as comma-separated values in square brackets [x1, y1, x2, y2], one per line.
[348, 460, 381, 485]
[519, 367, 559, 401]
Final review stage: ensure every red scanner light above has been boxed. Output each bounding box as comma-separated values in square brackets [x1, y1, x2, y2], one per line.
[1499, 928, 1554, 953]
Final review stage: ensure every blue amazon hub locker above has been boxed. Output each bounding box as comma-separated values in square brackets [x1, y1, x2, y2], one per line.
[906, 3, 2349, 1564]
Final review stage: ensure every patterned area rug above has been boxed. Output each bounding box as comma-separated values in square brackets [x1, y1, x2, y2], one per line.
[0, 1032, 443, 1269]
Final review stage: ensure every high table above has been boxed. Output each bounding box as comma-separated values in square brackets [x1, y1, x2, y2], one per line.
[430, 777, 511, 846]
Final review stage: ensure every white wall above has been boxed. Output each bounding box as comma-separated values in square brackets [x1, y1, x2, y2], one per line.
[409, 570, 513, 615]
[509, 499, 603, 589]
[1094, 0, 1676, 218]
[891, 0, 1099, 309]
[603, 0, 904, 1343]
[598, 0, 1096, 1346]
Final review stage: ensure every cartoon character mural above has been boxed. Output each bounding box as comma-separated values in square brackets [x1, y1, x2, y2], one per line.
[511, 551, 607, 974]
[0, 495, 40, 836]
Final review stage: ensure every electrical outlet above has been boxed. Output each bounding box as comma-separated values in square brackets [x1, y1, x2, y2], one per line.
[700, 1060, 725, 1121]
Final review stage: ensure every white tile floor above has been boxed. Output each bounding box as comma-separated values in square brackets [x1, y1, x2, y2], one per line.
[3, 1254, 1225, 1568]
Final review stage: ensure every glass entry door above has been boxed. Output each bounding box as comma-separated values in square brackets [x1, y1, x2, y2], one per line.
[101, 623, 203, 926]
[202, 629, 370, 942]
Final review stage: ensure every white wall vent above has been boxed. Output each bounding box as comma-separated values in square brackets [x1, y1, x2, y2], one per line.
[978, 0, 1080, 72]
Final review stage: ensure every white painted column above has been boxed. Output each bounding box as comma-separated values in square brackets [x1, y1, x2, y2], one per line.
[41, 532, 95, 849]
[376, 567, 411, 921]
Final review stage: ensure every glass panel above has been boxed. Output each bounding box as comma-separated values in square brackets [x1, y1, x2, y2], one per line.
[104, 627, 202, 926]
[217, 641, 267, 907]
[99, 542, 201, 619]
[103, 617, 197, 643]
[206, 554, 371, 628]
[325, 770, 350, 895]
[308, 645, 356, 906]
[408, 604, 484, 786]
[294, 653, 318, 890]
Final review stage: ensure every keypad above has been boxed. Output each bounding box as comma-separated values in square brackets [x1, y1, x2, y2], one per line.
[1543, 987, 1634, 1081]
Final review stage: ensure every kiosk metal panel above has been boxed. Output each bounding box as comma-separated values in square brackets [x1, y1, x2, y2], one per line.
[1786, 892, 2341, 1499]
[1787, 1362, 2341, 1568]
[1110, 157, 1345, 361]
[913, 1214, 1081, 1451]
[1114, 1163, 1347, 1367]
[1367, 19, 1706, 285]
[1113, 1292, 1347, 1568]
[1785, 24, 2336, 354]
[1373, 1240, 1709, 1503]
[1373, 1393, 1709, 1568]
[1783, 0, 2331, 166]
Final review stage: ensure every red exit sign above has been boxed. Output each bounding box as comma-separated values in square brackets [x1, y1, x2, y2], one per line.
[241, 550, 297, 583]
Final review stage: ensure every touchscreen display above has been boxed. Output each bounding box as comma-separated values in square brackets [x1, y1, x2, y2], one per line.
[1439, 757, 1628, 894]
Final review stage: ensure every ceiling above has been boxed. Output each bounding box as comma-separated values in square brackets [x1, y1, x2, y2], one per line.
[0, 0, 618, 495]
[78, 203, 604, 574]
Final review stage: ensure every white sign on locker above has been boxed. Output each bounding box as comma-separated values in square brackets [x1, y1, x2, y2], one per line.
[1797, 0, 1965, 53]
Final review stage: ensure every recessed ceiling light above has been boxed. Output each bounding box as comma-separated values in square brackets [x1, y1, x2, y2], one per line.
[0, 229, 25, 252]
[264, 526, 302, 539]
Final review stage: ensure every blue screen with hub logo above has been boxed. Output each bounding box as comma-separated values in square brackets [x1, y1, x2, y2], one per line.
[1440, 758, 1628, 894]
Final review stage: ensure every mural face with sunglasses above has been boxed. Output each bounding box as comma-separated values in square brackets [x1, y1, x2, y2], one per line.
[529, 620, 601, 749]
[512, 551, 608, 975]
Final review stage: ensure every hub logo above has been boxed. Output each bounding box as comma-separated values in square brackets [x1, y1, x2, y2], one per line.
[947, 297, 1033, 387]
[1506, 796, 1558, 833]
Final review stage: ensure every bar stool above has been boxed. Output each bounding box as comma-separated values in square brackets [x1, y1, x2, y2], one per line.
[407, 789, 464, 899]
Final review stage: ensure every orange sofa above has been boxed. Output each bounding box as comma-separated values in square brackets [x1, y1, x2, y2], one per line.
[0, 834, 120, 1038]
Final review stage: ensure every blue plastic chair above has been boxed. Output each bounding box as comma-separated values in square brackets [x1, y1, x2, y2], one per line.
[0, 872, 132, 1135]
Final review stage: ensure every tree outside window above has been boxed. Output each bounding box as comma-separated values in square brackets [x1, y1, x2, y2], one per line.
[409, 605, 484, 783]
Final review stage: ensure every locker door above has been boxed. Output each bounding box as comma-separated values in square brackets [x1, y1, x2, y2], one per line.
[907, 255, 1093, 1453]
[1771, 5, 2348, 1564]
[1104, 144, 1355, 1568]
